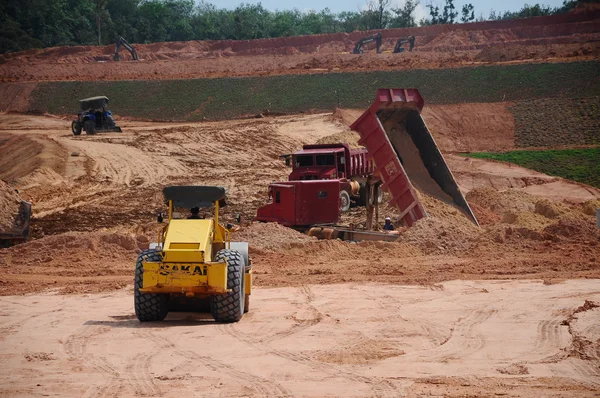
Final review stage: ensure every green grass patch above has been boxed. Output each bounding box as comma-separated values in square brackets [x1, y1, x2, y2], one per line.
[24, 61, 599, 121]
[464, 147, 600, 188]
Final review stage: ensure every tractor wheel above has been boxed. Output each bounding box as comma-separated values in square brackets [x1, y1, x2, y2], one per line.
[211, 249, 245, 323]
[134, 249, 168, 322]
[71, 121, 82, 136]
[339, 190, 351, 213]
[84, 120, 96, 135]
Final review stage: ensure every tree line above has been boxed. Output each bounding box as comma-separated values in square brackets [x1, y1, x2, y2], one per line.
[0, 0, 593, 53]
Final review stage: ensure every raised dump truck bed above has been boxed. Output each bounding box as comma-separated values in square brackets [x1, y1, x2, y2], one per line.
[350, 88, 478, 227]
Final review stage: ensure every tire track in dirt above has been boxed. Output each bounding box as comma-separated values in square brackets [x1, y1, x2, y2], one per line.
[64, 137, 188, 187]
[63, 326, 122, 398]
[220, 285, 322, 344]
[146, 332, 291, 397]
[404, 308, 496, 362]
[564, 357, 600, 388]
[0, 308, 61, 335]
[219, 286, 402, 397]
[124, 330, 163, 397]
[529, 317, 569, 363]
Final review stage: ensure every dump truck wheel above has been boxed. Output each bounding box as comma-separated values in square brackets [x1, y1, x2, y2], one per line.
[134, 249, 168, 322]
[339, 190, 351, 213]
[84, 120, 96, 135]
[71, 121, 82, 136]
[211, 249, 245, 323]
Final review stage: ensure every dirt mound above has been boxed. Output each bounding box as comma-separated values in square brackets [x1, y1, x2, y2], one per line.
[543, 218, 599, 241]
[315, 131, 361, 147]
[468, 203, 501, 225]
[466, 187, 537, 215]
[582, 199, 600, 216]
[0, 180, 22, 230]
[399, 194, 480, 254]
[0, 231, 139, 295]
[231, 222, 316, 252]
[534, 199, 568, 219]
[501, 211, 554, 230]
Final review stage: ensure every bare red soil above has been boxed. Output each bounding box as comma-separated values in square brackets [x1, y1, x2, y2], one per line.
[0, 8, 598, 83]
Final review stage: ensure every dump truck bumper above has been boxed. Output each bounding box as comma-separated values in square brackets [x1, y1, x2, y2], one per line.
[140, 261, 228, 295]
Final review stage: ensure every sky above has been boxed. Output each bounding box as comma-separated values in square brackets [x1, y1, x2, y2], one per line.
[208, 0, 568, 21]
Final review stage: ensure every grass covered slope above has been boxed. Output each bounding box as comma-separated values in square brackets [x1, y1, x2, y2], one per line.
[28, 61, 600, 121]
[512, 97, 600, 147]
[465, 147, 600, 188]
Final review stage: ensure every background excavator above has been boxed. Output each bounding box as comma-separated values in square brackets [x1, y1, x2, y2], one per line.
[393, 35, 416, 53]
[113, 36, 139, 61]
[352, 32, 382, 54]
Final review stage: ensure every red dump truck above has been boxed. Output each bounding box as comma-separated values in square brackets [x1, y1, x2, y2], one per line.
[255, 143, 381, 228]
[285, 143, 378, 212]
[256, 88, 478, 233]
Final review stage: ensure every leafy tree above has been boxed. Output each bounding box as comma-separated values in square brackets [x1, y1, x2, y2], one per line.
[441, 0, 458, 23]
[461, 3, 475, 23]
[426, 2, 441, 24]
[390, 0, 419, 28]
[1, 0, 594, 53]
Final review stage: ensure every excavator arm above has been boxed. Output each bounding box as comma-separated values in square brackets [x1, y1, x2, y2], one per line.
[352, 32, 383, 54]
[114, 36, 139, 61]
[393, 36, 415, 53]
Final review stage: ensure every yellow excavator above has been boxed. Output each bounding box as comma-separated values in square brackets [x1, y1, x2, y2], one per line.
[134, 186, 251, 322]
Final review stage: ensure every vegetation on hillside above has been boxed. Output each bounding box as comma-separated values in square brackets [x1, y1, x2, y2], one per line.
[512, 97, 600, 147]
[29, 61, 599, 121]
[464, 148, 600, 188]
[1, 0, 595, 53]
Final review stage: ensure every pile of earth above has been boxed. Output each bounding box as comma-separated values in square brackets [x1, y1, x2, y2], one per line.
[0, 231, 141, 295]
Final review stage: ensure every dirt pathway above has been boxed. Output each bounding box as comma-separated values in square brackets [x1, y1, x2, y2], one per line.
[0, 280, 598, 397]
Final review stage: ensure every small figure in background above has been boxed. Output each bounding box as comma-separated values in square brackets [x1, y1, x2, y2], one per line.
[383, 216, 394, 231]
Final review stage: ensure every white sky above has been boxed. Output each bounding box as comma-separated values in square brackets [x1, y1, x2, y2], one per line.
[207, 0, 568, 21]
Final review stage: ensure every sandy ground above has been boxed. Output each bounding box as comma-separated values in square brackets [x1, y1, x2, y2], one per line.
[0, 109, 599, 396]
[0, 280, 598, 397]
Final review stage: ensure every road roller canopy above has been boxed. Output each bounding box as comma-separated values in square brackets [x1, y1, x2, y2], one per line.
[163, 186, 227, 208]
[79, 96, 110, 111]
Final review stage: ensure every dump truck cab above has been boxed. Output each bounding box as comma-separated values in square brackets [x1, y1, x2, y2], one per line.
[134, 186, 251, 323]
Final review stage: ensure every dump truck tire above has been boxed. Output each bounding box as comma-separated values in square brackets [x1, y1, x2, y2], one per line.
[340, 190, 351, 213]
[84, 120, 96, 135]
[71, 121, 82, 136]
[134, 249, 168, 322]
[211, 249, 245, 323]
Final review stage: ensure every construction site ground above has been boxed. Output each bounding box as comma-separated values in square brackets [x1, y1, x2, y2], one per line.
[0, 109, 599, 396]
[1, 8, 600, 395]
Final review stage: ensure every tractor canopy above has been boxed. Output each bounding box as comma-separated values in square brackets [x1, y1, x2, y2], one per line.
[79, 96, 110, 111]
[163, 186, 227, 208]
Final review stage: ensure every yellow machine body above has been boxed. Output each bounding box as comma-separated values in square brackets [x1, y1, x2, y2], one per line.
[140, 199, 252, 297]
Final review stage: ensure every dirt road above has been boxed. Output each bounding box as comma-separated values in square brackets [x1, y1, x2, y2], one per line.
[1, 280, 598, 397]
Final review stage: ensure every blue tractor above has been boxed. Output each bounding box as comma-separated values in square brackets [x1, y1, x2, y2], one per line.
[71, 96, 122, 135]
